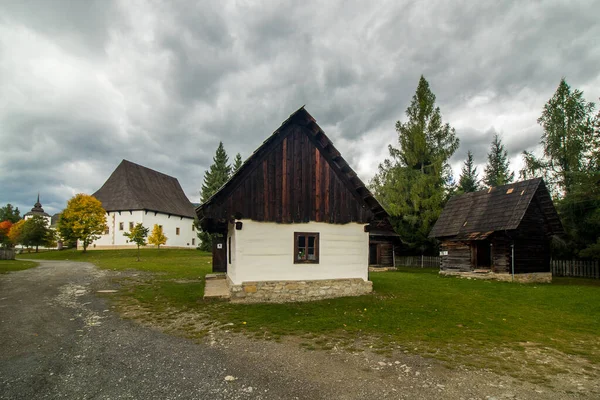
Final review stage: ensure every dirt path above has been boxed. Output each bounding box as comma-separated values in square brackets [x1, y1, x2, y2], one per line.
[1, 261, 597, 399]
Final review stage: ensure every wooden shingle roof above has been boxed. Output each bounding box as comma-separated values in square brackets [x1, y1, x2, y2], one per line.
[429, 178, 563, 239]
[93, 160, 195, 219]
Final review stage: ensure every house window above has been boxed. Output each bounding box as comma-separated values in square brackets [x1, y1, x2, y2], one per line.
[192, 224, 195, 231]
[228, 236, 232, 264]
[119, 222, 124, 231]
[129, 222, 134, 230]
[104, 227, 109, 235]
[176, 227, 180, 235]
[294, 232, 320, 264]
[192, 238, 195, 246]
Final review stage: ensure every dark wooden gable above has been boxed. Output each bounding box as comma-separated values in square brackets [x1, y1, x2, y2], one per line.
[198, 107, 388, 232]
[429, 178, 564, 240]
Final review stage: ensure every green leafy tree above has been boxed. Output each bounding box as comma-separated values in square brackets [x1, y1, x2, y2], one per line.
[483, 133, 514, 187]
[457, 151, 480, 193]
[198, 142, 232, 251]
[123, 223, 149, 261]
[520, 78, 596, 196]
[520, 79, 599, 258]
[233, 153, 243, 174]
[371, 76, 459, 253]
[148, 224, 167, 249]
[59, 194, 107, 253]
[21, 215, 53, 252]
[0, 204, 21, 223]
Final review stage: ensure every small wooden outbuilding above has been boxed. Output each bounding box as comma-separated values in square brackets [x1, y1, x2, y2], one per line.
[429, 178, 563, 282]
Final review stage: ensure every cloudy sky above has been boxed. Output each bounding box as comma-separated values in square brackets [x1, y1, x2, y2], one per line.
[1, 0, 599, 215]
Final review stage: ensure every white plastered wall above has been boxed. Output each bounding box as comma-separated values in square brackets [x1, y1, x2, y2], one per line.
[227, 220, 369, 285]
[90, 210, 196, 248]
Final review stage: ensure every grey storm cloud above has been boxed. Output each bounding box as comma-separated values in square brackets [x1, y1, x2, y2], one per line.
[1, 0, 599, 215]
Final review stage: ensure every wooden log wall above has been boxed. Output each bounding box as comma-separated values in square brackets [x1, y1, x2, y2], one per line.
[514, 194, 552, 273]
[440, 241, 472, 271]
[206, 125, 373, 224]
[491, 235, 510, 273]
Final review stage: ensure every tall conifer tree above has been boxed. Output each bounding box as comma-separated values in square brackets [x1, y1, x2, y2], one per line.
[198, 142, 232, 251]
[371, 75, 459, 252]
[483, 134, 514, 187]
[457, 151, 480, 193]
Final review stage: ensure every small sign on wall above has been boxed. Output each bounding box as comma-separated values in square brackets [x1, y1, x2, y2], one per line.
[217, 243, 223, 249]
[440, 250, 448, 256]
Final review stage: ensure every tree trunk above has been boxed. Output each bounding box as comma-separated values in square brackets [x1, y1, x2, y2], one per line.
[36, 245, 39, 253]
[137, 245, 140, 261]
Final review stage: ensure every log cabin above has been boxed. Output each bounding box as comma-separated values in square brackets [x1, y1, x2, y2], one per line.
[196, 107, 395, 302]
[428, 178, 563, 283]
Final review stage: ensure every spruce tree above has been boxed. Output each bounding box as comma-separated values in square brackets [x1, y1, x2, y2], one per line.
[483, 134, 514, 187]
[457, 151, 480, 193]
[198, 142, 233, 251]
[201, 142, 232, 202]
[371, 75, 459, 252]
[232, 153, 243, 174]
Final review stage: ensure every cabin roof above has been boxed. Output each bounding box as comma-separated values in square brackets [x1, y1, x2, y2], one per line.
[429, 178, 563, 239]
[197, 107, 390, 227]
[93, 160, 196, 219]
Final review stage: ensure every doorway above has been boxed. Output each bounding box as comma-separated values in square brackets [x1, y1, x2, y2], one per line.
[473, 240, 491, 268]
[212, 238, 227, 273]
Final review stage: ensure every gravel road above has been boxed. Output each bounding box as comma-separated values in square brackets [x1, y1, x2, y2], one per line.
[0, 260, 332, 399]
[1, 260, 597, 399]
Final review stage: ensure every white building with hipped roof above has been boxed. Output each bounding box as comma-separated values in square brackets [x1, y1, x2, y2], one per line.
[90, 160, 197, 249]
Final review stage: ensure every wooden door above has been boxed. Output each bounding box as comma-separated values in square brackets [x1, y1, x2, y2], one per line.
[212, 239, 227, 273]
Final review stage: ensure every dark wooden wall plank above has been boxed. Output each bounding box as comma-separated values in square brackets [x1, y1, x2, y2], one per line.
[202, 123, 376, 225]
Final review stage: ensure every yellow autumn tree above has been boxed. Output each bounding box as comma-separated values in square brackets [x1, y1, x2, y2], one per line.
[59, 194, 107, 252]
[7, 219, 25, 247]
[148, 224, 167, 249]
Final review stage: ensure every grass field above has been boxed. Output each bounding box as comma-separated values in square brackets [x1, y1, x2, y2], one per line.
[19, 249, 600, 379]
[0, 259, 38, 274]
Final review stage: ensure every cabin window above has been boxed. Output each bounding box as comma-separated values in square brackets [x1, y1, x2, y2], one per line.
[294, 232, 320, 264]
[119, 222, 124, 231]
[104, 227, 109, 235]
[176, 227, 180, 235]
[129, 221, 134, 230]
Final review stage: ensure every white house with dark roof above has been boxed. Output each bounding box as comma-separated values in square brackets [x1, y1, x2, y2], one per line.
[197, 107, 395, 302]
[90, 160, 197, 249]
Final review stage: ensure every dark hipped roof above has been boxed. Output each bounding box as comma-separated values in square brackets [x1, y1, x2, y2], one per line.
[197, 106, 389, 224]
[93, 160, 195, 219]
[429, 178, 563, 239]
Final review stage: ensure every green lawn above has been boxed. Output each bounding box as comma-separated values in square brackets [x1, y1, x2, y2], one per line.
[0, 259, 38, 274]
[19, 249, 600, 378]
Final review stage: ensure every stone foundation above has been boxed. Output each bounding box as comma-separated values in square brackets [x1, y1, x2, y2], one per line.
[440, 270, 552, 283]
[228, 276, 373, 303]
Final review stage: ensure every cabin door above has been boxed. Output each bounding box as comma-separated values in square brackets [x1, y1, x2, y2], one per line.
[474, 241, 491, 269]
[369, 244, 378, 265]
[212, 238, 227, 273]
